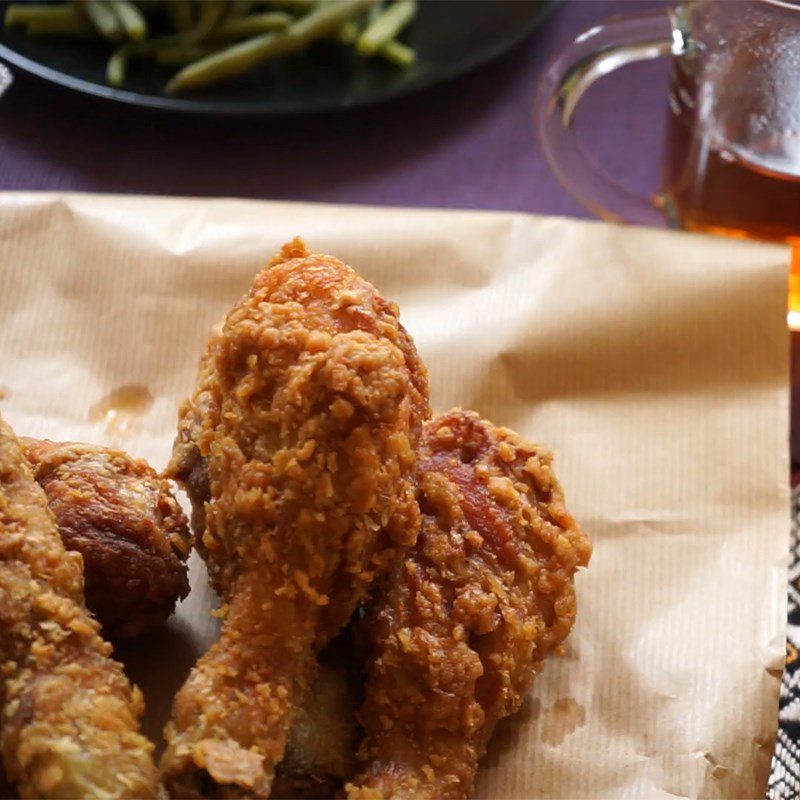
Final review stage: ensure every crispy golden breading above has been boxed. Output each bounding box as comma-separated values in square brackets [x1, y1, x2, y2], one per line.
[21, 438, 191, 639]
[0, 415, 158, 799]
[348, 409, 591, 800]
[161, 239, 430, 798]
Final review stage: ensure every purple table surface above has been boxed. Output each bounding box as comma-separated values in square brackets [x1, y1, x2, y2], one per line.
[0, 0, 671, 217]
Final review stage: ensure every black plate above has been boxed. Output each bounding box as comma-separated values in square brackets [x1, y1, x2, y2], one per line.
[0, 0, 555, 115]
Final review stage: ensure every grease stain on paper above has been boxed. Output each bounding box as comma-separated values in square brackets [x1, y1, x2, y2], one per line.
[704, 752, 731, 779]
[540, 698, 586, 746]
[89, 385, 153, 437]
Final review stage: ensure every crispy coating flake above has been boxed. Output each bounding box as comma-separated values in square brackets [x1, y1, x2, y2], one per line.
[0, 415, 158, 799]
[21, 438, 191, 639]
[161, 239, 430, 798]
[348, 409, 591, 800]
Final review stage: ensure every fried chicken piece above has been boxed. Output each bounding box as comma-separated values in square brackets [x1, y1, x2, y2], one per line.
[270, 632, 363, 800]
[161, 239, 430, 798]
[0, 415, 159, 799]
[348, 409, 591, 800]
[20, 438, 191, 639]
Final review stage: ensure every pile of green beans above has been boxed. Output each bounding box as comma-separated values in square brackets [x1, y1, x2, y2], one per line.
[3, 0, 417, 93]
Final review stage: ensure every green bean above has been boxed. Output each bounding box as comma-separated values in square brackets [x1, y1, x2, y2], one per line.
[107, 37, 172, 86]
[210, 12, 292, 41]
[260, 0, 316, 12]
[154, 44, 219, 66]
[229, 0, 255, 18]
[166, 0, 376, 94]
[107, 41, 135, 86]
[357, 0, 415, 57]
[81, 0, 124, 41]
[379, 38, 414, 67]
[4, 4, 96, 37]
[26, 17, 97, 37]
[337, 9, 417, 65]
[165, 0, 194, 33]
[6, 4, 77, 26]
[112, 0, 147, 41]
[182, 0, 227, 43]
[4, 0, 418, 91]
[337, 19, 359, 45]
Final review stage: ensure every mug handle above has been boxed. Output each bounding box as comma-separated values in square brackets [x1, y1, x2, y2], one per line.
[534, 8, 684, 226]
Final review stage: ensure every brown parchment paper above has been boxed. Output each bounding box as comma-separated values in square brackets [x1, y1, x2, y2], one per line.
[0, 191, 790, 799]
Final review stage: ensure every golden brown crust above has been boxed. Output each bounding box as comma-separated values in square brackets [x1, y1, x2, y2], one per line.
[161, 240, 430, 798]
[21, 438, 191, 639]
[0, 415, 158, 799]
[348, 409, 591, 800]
[165, 331, 218, 544]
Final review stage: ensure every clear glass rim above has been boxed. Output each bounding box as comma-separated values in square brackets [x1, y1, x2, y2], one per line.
[760, 0, 800, 11]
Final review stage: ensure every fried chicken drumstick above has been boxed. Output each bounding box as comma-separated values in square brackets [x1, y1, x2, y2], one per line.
[348, 409, 591, 799]
[21, 438, 191, 639]
[0, 415, 158, 799]
[161, 239, 429, 798]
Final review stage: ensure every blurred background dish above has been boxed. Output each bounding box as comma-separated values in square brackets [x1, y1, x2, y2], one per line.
[0, 0, 555, 114]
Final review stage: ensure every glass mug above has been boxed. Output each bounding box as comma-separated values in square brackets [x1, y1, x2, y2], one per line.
[535, 0, 800, 324]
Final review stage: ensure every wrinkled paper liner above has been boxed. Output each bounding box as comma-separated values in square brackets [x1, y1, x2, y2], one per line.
[0, 192, 790, 799]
